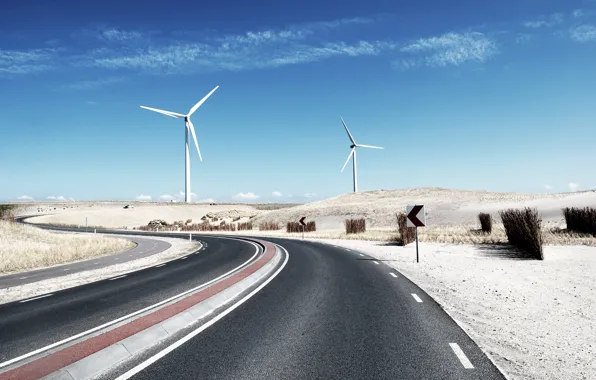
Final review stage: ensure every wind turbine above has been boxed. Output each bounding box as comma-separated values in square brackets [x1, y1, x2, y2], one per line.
[140, 86, 219, 203]
[340, 117, 384, 193]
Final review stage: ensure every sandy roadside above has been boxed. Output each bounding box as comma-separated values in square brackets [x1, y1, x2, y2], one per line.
[308, 239, 595, 380]
[0, 234, 201, 305]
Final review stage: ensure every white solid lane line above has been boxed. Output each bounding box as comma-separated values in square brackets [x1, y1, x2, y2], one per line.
[411, 294, 423, 303]
[359, 253, 365, 257]
[114, 244, 290, 380]
[19, 276, 28, 280]
[19, 294, 53, 303]
[63, 269, 69, 271]
[109, 275, 127, 281]
[449, 343, 475, 369]
[390, 273, 397, 278]
[181, 257, 188, 260]
[0, 239, 260, 370]
[155, 264, 166, 268]
[373, 261, 380, 265]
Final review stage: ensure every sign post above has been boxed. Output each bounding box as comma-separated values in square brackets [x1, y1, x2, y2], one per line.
[299, 216, 307, 239]
[406, 205, 426, 263]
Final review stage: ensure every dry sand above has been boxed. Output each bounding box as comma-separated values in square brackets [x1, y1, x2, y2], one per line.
[0, 233, 201, 305]
[312, 239, 596, 380]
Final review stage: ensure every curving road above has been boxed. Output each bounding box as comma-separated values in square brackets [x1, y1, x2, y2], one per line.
[0, 236, 171, 289]
[1, 224, 507, 379]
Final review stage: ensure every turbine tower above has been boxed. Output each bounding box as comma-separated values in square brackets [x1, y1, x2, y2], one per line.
[340, 117, 384, 193]
[140, 86, 219, 203]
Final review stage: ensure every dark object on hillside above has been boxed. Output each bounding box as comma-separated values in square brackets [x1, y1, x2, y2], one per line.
[563, 207, 596, 236]
[396, 212, 416, 246]
[287, 221, 316, 233]
[345, 218, 366, 234]
[499, 207, 543, 260]
[478, 213, 492, 234]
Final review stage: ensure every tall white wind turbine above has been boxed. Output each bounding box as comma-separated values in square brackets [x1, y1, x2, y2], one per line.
[140, 86, 219, 203]
[339, 117, 384, 193]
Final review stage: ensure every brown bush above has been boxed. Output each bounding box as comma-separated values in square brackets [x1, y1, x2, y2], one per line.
[287, 221, 316, 233]
[259, 222, 280, 231]
[345, 218, 366, 234]
[563, 207, 596, 236]
[499, 207, 543, 260]
[478, 213, 492, 234]
[395, 212, 416, 246]
[237, 222, 253, 231]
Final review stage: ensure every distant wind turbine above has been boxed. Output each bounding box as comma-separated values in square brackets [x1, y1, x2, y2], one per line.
[140, 86, 219, 203]
[339, 117, 384, 193]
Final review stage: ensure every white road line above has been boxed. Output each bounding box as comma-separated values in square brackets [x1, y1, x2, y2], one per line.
[19, 276, 28, 280]
[109, 275, 127, 281]
[373, 261, 380, 265]
[359, 253, 365, 257]
[390, 273, 398, 278]
[0, 239, 260, 370]
[114, 244, 290, 380]
[449, 343, 475, 369]
[93, 262, 99, 265]
[63, 269, 69, 271]
[181, 257, 188, 260]
[411, 293, 423, 303]
[19, 294, 53, 303]
[155, 264, 166, 268]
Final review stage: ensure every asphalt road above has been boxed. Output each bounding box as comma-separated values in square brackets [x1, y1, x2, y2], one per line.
[0, 236, 171, 289]
[0, 236, 258, 363]
[111, 237, 506, 380]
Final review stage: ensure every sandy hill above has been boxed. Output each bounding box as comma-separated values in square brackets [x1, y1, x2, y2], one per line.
[252, 188, 596, 228]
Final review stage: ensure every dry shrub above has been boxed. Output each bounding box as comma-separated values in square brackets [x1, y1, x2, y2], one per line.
[287, 221, 316, 233]
[232, 216, 242, 222]
[345, 218, 366, 234]
[478, 213, 492, 234]
[0, 205, 16, 223]
[499, 207, 543, 260]
[259, 222, 280, 231]
[563, 207, 596, 236]
[395, 212, 416, 246]
[237, 222, 253, 231]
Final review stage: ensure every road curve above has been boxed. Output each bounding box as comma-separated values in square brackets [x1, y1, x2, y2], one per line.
[106, 237, 506, 380]
[0, 236, 171, 289]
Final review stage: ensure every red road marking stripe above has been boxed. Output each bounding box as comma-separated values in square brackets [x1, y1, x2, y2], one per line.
[0, 240, 277, 380]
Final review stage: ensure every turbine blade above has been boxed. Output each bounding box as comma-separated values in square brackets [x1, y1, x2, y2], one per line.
[187, 119, 203, 162]
[340, 117, 356, 145]
[140, 106, 185, 118]
[188, 86, 219, 117]
[341, 149, 355, 172]
[356, 144, 384, 149]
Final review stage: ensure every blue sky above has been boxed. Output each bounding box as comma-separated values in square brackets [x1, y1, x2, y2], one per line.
[1, 0, 596, 203]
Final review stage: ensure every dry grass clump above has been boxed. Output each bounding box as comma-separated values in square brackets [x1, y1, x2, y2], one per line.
[237, 222, 253, 231]
[345, 218, 366, 234]
[0, 220, 135, 273]
[395, 212, 416, 246]
[563, 207, 596, 236]
[499, 208, 544, 260]
[259, 222, 280, 231]
[0, 205, 17, 222]
[478, 213, 492, 234]
[287, 221, 316, 233]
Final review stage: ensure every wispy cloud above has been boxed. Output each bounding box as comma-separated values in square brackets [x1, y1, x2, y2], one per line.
[523, 13, 565, 28]
[158, 194, 176, 202]
[544, 185, 552, 190]
[16, 195, 34, 201]
[398, 32, 498, 69]
[136, 194, 152, 201]
[61, 76, 124, 90]
[304, 192, 317, 198]
[233, 192, 260, 200]
[272, 191, 283, 197]
[570, 25, 596, 42]
[0, 48, 56, 75]
[568, 182, 580, 192]
[573, 9, 585, 18]
[47, 195, 67, 200]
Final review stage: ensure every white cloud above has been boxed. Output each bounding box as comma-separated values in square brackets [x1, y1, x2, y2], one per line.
[573, 9, 584, 18]
[136, 194, 152, 201]
[568, 182, 580, 192]
[523, 13, 565, 28]
[272, 191, 283, 197]
[570, 25, 596, 42]
[61, 77, 124, 90]
[158, 194, 176, 202]
[16, 195, 34, 201]
[233, 192, 260, 200]
[47, 195, 67, 200]
[304, 192, 317, 198]
[515, 33, 532, 44]
[544, 185, 552, 190]
[399, 32, 498, 68]
[0, 48, 55, 75]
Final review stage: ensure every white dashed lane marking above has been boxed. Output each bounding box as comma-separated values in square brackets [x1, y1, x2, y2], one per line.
[411, 294, 423, 303]
[19, 294, 53, 303]
[373, 261, 380, 265]
[390, 273, 397, 278]
[449, 343, 475, 369]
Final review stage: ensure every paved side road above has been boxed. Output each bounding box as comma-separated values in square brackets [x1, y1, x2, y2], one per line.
[0, 236, 171, 289]
[109, 237, 507, 380]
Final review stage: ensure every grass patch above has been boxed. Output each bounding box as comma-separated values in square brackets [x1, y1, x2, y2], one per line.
[499, 208, 544, 260]
[345, 218, 366, 234]
[395, 212, 416, 246]
[259, 222, 280, 231]
[478, 213, 492, 234]
[563, 207, 596, 236]
[287, 221, 316, 233]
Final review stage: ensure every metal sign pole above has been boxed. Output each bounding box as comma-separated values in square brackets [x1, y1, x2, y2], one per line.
[416, 227, 419, 263]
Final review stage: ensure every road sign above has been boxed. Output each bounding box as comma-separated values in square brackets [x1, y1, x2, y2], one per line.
[299, 216, 306, 227]
[406, 205, 425, 228]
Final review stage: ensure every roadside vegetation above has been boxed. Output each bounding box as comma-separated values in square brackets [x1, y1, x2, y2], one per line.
[0, 220, 135, 274]
[345, 218, 366, 234]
